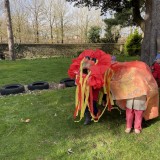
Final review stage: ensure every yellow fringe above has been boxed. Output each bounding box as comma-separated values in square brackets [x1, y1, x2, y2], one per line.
[75, 71, 91, 122]
[75, 84, 79, 117]
[98, 88, 104, 105]
[92, 69, 114, 122]
[105, 69, 114, 106]
[80, 84, 90, 120]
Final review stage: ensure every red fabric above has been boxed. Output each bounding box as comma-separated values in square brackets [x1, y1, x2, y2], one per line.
[68, 49, 94, 79]
[152, 62, 160, 79]
[89, 50, 111, 89]
[92, 88, 100, 101]
[68, 49, 111, 89]
[151, 62, 160, 87]
[89, 87, 94, 114]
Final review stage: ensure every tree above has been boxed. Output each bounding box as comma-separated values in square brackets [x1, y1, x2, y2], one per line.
[71, 7, 104, 43]
[4, 0, 15, 60]
[53, 0, 71, 44]
[124, 30, 142, 56]
[1, 0, 105, 44]
[103, 8, 132, 43]
[73, 8, 94, 43]
[26, 0, 44, 43]
[103, 18, 120, 43]
[11, 0, 28, 43]
[44, 0, 55, 43]
[88, 26, 101, 43]
[66, 0, 160, 66]
[104, 8, 133, 30]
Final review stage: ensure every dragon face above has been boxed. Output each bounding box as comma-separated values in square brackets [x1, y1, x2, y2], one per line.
[82, 56, 97, 74]
[68, 49, 111, 88]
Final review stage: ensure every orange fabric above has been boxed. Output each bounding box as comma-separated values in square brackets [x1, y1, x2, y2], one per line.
[110, 61, 159, 120]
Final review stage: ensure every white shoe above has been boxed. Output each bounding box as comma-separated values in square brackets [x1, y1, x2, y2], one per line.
[125, 128, 131, 133]
[135, 129, 141, 134]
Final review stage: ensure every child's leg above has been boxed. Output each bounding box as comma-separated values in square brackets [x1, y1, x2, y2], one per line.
[126, 108, 134, 129]
[133, 95, 146, 133]
[134, 110, 143, 131]
[85, 107, 89, 113]
[84, 107, 91, 125]
[93, 100, 98, 116]
[85, 101, 98, 115]
[84, 101, 98, 125]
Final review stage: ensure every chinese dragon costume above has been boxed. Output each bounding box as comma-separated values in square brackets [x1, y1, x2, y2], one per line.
[68, 49, 159, 122]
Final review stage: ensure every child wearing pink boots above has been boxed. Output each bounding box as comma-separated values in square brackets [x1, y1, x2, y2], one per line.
[125, 95, 146, 134]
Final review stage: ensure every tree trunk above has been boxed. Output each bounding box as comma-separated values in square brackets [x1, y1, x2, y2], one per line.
[61, 17, 64, 44]
[36, 21, 39, 43]
[141, 0, 160, 66]
[18, 24, 21, 43]
[4, 0, 15, 60]
[85, 15, 88, 43]
[55, 20, 59, 43]
[132, 0, 145, 32]
[50, 25, 53, 44]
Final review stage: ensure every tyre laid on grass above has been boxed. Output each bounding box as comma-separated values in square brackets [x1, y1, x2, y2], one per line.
[28, 81, 49, 91]
[0, 84, 25, 95]
[60, 78, 76, 87]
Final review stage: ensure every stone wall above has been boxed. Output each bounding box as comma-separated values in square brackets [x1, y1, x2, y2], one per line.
[0, 43, 124, 59]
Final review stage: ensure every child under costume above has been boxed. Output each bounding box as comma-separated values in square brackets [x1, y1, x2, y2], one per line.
[68, 50, 159, 133]
[125, 95, 146, 134]
[110, 61, 159, 134]
[68, 49, 111, 123]
[84, 88, 100, 125]
[151, 54, 160, 87]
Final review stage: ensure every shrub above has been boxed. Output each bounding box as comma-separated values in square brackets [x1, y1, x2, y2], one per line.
[124, 29, 142, 56]
[76, 50, 83, 57]
[88, 26, 101, 43]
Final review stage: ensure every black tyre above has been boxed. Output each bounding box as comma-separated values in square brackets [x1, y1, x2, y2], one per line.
[28, 81, 49, 91]
[60, 78, 75, 87]
[0, 84, 25, 95]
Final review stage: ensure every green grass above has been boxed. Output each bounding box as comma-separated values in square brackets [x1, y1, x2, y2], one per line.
[116, 54, 140, 62]
[0, 57, 72, 86]
[0, 55, 139, 87]
[0, 56, 160, 160]
[0, 88, 160, 160]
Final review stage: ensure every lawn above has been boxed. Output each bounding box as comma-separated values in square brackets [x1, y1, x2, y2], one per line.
[0, 55, 160, 160]
[0, 57, 71, 86]
[0, 55, 139, 86]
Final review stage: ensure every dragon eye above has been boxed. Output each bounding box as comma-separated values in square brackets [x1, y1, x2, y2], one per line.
[85, 56, 90, 60]
[91, 58, 96, 63]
